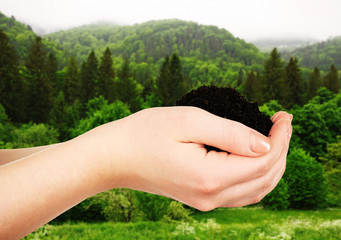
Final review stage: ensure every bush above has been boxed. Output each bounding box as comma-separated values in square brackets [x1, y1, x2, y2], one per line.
[162, 201, 193, 222]
[134, 191, 172, 221]
[259, 100, 283, 118]
[284, 148, 327, 209]
[10, 123, 59, 148]
[320, 136, 341, 207]
[72, 100, 131, 137]
[262, 178, 290, 210]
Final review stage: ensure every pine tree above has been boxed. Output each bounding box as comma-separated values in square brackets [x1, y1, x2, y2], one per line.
[46, 52, 58, 96]
[80, 50, 99, 105]
[0, 29, 24, 122]
[49, 91, 68, 141]
[99, 47, 115, 101]
[323, 64, 340, 93]
[259, 48, 283, 104]
[25, 36, 53, 123]
[236, 69, 243, 87]
[65, 56, 81, 104]
[281, 57, 304, 109]
[156, 53, 185, 106]
[307, 67, 322, 100]
[243, 71, 257, 101]
[115, 58, 141, 112]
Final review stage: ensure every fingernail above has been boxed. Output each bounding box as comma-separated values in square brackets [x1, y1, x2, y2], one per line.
[251, 133, 271, 154]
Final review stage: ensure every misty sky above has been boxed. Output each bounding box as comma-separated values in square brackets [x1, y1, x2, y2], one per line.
[1, 0, 341, 41]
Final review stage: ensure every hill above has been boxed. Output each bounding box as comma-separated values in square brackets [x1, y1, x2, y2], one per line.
[45, 19, 265, 66]
[0, 12, 65, 64]
[281, 36, 341, 71]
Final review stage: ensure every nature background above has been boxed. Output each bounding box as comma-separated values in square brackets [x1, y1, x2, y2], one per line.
[0, 0, 340, 239]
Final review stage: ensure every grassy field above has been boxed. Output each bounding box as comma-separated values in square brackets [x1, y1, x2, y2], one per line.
[25, 207, 341, 240]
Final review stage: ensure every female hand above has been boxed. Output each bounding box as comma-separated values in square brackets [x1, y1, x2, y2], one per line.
[0, 107, 292, 239]
[99, 107, 292, 211]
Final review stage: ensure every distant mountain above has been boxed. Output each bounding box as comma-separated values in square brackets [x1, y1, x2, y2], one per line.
[281, 36, 341, 71]
[45, 19, 265, 66]
[251, 37, 318, 53]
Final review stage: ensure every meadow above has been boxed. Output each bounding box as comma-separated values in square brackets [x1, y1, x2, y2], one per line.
[25, 207, 341, 240]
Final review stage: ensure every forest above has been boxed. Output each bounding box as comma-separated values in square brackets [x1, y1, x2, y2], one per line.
[0, 11, 341, 226]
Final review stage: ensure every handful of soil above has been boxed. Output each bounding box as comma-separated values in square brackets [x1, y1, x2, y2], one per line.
[176, 86, 273, 151]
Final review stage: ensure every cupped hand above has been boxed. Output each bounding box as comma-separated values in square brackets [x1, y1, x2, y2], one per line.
[100, 107, 292, 211]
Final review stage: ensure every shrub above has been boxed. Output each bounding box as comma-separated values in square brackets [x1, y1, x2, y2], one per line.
[133, 191, 171, 221]
[262, 178, 290, 210]
[10, 123, 59, 148]
[284, 148, 327, 209]
[162, 201, 193, 222]
[72, 100, 131, 137]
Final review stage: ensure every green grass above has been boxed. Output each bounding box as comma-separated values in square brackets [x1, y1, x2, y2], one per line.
[25, 208, 341, 240]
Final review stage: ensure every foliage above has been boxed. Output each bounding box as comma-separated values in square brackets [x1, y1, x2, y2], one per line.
[72, 98, 130, 137]
[323, 64, 340, 93]
[133, 191, 171, 221]
[258, 48, 284, 104]
[259, 100, 283, 119]
[282, 36, 341, 71]
[283, 148, 327, 209]
[307, 67, 322, 100]
[281, 57, 305, 108]
[162, 201, 193, 222]
[320, 136, 341, 207]
[262, 179, 290, 210]
[9, 122, 59, 148]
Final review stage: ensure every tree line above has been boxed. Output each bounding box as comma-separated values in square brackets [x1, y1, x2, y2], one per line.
[243, 48, 340, 109]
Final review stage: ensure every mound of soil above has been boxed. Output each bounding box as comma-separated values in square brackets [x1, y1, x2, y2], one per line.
[176, 86, 273, 151]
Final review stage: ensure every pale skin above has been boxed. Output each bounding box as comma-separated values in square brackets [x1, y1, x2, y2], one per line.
[0, 107, 292, 240]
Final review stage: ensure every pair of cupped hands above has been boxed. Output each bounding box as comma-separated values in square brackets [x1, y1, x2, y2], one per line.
[88, 107, 293, 211]
[0, 107, 293, 239]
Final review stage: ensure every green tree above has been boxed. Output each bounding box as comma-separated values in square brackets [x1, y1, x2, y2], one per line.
[262, 179, 290, 210]
[0, 29, 24, 122]
[25, 36, 53, 123]
[115, 58, 142, 112]
[80, 50, 99, 105]
[281, 57, 304, 109]
[65, 56, 81, 104]
[99, 47, 115, 102]
[284, 148, 327, 209]
[307, 67, 322, 100]
[236, 69, 243, 87]
[243, 70, 257, 101]
[46, 52, 58, 96]
[323, 64, 340, 93]
[320, 136, 341, 207]
[259, 48, 283, 104]
[49, 91, 69, 141]
[156, 53, 185, 106]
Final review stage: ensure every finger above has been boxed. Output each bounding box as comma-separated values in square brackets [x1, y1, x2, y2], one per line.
[177, 107, 271, 156]
[271, 111, 293, 123]
[219, 137, 289, 208]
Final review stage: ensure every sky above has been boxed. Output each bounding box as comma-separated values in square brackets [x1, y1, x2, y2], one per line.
[1, 0, 341, 41]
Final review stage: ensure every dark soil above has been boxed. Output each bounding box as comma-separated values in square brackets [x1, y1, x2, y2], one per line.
[176, 86, 273, 151]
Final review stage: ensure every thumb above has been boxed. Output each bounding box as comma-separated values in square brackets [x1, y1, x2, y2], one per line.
[178, 107, 271, 156]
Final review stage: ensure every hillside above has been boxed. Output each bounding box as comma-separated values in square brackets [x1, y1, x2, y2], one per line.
[0, 12, 65, 63]
[252, 37, 318, 53]
[0, 11, 36, 59]
[46, 19, 265, 66]
[281, 36, 341, 71]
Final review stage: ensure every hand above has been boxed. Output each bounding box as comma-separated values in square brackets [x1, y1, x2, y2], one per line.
[100, 107, 292, 211]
